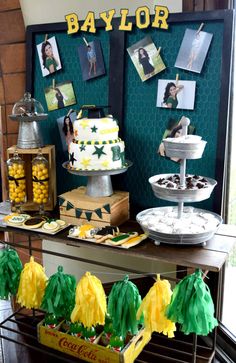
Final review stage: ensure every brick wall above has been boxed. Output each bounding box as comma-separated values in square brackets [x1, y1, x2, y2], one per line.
[0, 0, 26, 200]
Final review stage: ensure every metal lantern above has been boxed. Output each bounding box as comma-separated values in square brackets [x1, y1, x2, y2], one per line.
[9, 92, 47, 149]
[7, 150, 26, 212]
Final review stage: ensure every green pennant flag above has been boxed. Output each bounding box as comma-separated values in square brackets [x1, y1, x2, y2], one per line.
[66, 201, 74, 211]
[58, 197, 65, 206]
[75, 208, 82, 218]
[103, 204, 111, 214]
[85, 211, 92, 221]
[95, 208, 102, 219]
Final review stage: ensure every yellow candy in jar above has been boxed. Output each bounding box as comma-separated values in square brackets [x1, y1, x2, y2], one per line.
[32, 152, 49, 205]
[7, 154, 26, 204]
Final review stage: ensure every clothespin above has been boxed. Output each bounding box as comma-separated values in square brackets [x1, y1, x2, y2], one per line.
[175, 73, 179, 86]
[156, 47, 161, 57]
[67, 109, 74, 117]
[196, 23, 204, 34]
[83, 37, 89, 47]
[44, 34, 48, 43]
[52, 79, 55, 89]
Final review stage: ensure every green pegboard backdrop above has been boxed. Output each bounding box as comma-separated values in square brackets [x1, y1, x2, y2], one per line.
[122, 20, 223, 215]
[33, 29, 110, 194]
[28, 11, 233, 216]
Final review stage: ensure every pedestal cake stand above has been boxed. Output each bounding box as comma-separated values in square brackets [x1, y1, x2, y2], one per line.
[136, 117, 222, 246]
[63, 160, 132, 197]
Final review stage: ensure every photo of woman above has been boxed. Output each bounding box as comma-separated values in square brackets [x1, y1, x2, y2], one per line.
[163, 82, 184, 109]
[138, 48, 155, 78]
[127, 36, 166, 82]
[62, 115, 74, 145]
[78, 40, 105, 81]
[44, 81, 76, 112]
[156, 79, 196, 111]
[87, 44, 97, 77]
[37, 36, 62, 77]
[175, 28, 213, 74]
[54, 88, 67, 109]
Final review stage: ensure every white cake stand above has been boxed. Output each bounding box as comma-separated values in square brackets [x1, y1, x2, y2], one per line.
[62, 160, 132, 197]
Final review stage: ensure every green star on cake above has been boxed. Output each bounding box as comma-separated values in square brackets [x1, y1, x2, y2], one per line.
[69, 152, 77, 165]
[91, 125, 98, 133]
[80, 145, 86, 151]
[92, 145, 106, 159]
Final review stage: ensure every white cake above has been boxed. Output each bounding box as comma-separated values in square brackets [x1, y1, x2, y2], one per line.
[68, 112, 125, 171]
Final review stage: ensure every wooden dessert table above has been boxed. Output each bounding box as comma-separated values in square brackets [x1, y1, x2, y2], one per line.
[0, 221, 235, 363]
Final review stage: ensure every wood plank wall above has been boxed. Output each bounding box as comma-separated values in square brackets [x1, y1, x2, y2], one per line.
[183, 0, 231, 11]
[0, 0, 26, 200]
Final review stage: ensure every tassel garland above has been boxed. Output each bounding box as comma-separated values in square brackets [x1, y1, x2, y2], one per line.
[0, 247, 23, 299]
[41, 266, 76, 318]
[70, 272, 107, 328]
[166, 269, 218, 335]
[136, 274, 176, 338]
[17, 256, 48, 309]
[108, 275, 142, 338]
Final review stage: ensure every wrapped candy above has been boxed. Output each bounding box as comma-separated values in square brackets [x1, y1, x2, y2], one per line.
[0, 247, 23, 299]
[41, 266, 76, 318]
[108, 275, 142, 338]
[71, 272, 107, 328]
[136, 274, 176, 338]
[166, 269, 218, 335]
[17, 256, 48, 309]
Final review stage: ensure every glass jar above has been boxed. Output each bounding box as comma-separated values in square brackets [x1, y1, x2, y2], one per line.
[32, 150, 49, 215]
[7, 151, 26, 212]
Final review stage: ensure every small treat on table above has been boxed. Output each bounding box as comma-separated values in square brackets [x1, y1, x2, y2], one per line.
[42, 221, 59, 232]
[7, 215, 28, 226]
[55, 219, 66, 227]
[23, 217, 45, 229]
[69, 322, 84, 337]
[83, 326, 97, 343]
[7, 151, 26, 210]
[108, 335, 124, 352]
[106, 232, 138, 246]
[44, 313, 58, 329]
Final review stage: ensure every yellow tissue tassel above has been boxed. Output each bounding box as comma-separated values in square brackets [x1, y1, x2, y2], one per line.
[71, 271, 107, 328]
[17, 256, 48, 309]
[136, 274, 176, 338]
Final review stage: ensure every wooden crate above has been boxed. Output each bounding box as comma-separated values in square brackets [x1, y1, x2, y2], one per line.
[7, 145, 56, 211]
[59, 186, 129, 227]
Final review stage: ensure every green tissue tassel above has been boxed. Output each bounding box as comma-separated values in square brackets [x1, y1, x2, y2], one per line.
[108, 275, 142, 338]
[0, 248, 23, 299]
[41, 266, 76, 318]
[166, 269, 218, 335]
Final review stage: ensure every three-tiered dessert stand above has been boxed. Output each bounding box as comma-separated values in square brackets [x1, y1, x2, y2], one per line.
[136, 117, 222, 246]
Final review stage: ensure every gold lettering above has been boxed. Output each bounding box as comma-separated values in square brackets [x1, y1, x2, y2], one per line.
[100, 9, 115, 31]
[81, 11, 96, 33]
[65, 13, 79, 34]
[152, 5, 169, 29]
[136, 6, 150, 29]
[119, 9, 132, 31]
